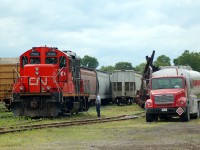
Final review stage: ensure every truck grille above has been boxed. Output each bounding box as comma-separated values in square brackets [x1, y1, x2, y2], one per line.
[154, 95, 174, 104]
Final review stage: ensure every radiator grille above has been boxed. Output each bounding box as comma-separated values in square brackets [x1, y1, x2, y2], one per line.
[154, 95, 174, 104]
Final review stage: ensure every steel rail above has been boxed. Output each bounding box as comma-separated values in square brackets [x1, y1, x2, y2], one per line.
[0, 112, 144, 135]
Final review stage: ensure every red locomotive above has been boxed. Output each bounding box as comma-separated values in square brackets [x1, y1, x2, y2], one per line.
[11, 46, 90, 117]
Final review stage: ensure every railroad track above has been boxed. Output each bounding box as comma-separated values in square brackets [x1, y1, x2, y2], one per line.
[0, 112, 144, 135]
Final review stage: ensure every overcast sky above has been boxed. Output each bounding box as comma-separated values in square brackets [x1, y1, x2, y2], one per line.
[0, 0, 200, 68]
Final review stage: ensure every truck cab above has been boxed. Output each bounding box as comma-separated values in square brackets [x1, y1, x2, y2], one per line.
[145, 66, 200, 122]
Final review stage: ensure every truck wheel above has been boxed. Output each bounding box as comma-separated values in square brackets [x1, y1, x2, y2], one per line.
[146, 113, 154, 122]
[180, 105, 190, 122]
[197, 103, 200, 119]
[159, 115, 165, 120]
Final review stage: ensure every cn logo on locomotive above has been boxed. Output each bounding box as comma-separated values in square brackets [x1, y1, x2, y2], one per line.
[29, 77, 48, 86]
[60, 71, 66, 77]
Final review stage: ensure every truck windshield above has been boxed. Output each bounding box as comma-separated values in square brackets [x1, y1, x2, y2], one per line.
[151, 77, 183, 90]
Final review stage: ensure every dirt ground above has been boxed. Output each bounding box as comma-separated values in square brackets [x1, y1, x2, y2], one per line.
[76, 119, 200, 150]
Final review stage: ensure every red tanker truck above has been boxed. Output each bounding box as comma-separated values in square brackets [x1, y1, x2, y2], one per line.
[145, 66, 200, 122]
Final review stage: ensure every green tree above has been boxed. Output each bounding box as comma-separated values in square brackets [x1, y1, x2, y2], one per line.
[115, 62, 133, 70]
[81, 55, 99, 69]
[100, 65, 115, 73]
[173, 50, 200, 72]
[154, 55, 171, 67]
[134, 62, 146, 75]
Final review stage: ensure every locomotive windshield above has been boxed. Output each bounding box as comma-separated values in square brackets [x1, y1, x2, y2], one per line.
[46, 57, 57, 64]
[151, 77, 183, 90]
[30, 57, 40, 64]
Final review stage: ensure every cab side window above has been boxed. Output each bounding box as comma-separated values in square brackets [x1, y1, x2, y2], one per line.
[21, 56, 28, 68]
[59, 56, 66, 68]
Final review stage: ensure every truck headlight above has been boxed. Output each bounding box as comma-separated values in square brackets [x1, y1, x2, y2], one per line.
[145, 99, 153, 108]
[176, 97, 186, 106]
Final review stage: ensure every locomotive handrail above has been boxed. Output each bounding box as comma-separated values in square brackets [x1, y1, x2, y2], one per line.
[13, 66, 20, 77]
[53, 67, 66, 92]
[12, 77, 21, 91]
[12, 66, 20, 92]
[54, 67, 67, 78]
[53, 76, 62, 93]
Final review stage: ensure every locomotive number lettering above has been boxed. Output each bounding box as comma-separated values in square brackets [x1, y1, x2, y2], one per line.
[29, 77, 48, 86]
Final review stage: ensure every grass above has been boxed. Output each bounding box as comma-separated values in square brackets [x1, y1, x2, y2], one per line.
[0, 103, 200, 149]
[0, 103, 144, 127]
[0, 118, 146, 149]
[0, 103, 146, 149]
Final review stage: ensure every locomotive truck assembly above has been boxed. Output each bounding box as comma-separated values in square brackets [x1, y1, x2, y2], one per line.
[145, 66, 200, 122]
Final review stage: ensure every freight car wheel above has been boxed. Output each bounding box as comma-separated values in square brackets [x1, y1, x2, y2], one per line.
[128, 99, 133, 105]
[146, 113, 154, 122]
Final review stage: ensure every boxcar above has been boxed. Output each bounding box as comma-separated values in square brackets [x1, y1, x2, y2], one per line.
[0, 58, 19, 107]
[111, 70, 142, 105]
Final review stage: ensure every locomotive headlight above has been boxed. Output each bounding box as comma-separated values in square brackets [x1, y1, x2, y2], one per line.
[47, 86, 51, 91]
[35, 67, 39, 76]
[35, 71, 39, 76]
